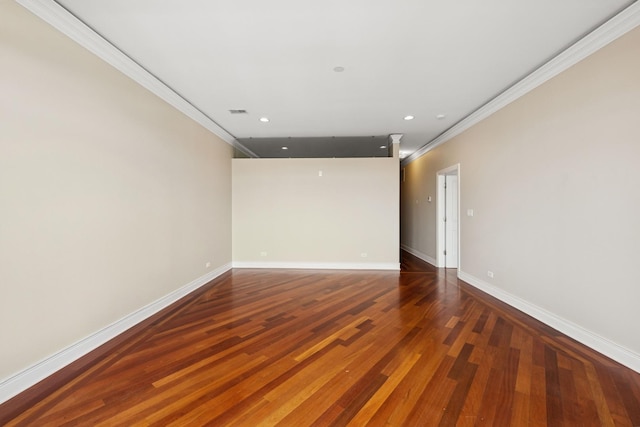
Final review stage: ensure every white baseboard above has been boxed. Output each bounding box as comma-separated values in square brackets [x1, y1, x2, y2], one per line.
[400, 244, 438, 267]
[0, 263, 232, 404]
[232, 261, 400, 271]
[457, 271, 640, 374]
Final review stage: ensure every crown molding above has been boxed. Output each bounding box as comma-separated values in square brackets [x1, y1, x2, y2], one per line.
[16, 0, 257, 158]
[389, 134, 403, 144]
[17, 0, 640, 164]
[402, 1, 640, 166]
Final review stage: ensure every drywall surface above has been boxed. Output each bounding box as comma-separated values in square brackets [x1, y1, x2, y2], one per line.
[233, 158, 399, 268]
[401, 26, 640, 358]
[0, 1, 232, 380]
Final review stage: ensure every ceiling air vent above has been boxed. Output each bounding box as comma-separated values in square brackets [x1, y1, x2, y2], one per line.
[229, 109, 248, 114]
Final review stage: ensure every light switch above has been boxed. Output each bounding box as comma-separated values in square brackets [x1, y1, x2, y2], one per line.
[467, 209, 474, 217]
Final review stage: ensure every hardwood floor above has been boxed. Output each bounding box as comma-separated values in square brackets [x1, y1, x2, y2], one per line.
[2, 251, 640, 426]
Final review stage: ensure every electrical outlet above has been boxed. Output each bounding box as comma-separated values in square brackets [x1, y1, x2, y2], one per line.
[487, 271, 494, 278]
[205, 262, 211, 268]
[260, 251, 267, 257]
[361, 253, 368, 258]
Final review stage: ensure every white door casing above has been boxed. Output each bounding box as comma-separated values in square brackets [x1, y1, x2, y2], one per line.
[445, 175, 459, 268]
[436, 164, 460, 269]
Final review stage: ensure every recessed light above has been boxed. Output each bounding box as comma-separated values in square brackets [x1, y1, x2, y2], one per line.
[281, 146, 288, 150]
[380, 145, 387, 149]
[404, 115, 414, 121]
[333, 66, 345, 73]
[436, 114, 446, 120]
[259, 117, 270, 123]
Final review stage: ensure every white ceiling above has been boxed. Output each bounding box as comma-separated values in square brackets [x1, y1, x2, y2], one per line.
[54, 0, 634, 158]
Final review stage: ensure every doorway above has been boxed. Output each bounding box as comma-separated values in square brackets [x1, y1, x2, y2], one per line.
[436, 165, 460, 269]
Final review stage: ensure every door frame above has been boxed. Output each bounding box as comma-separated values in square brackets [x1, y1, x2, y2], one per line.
[436, 164, 460, 268]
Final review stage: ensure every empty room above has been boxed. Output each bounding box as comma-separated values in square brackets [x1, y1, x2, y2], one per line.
[1, 0, 640, 425]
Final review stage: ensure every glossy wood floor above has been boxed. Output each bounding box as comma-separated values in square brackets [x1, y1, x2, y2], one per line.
[2, 252, 640, 426]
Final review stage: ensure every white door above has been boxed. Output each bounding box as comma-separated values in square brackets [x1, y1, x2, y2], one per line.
[444, 175, 458, 268]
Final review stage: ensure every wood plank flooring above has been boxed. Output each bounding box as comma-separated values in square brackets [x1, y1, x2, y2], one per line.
[2, 251, 640, 426]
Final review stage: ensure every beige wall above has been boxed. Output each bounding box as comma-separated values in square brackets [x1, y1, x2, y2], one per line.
[0, 1, 232, 380]
[401, 27, 640, 357]
[233, 158, 399, 268]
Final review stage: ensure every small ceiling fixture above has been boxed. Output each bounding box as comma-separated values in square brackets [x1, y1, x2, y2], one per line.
[259, 117, 270, 123]
[436, 114, 446, 120]
[404, 115, 414, 121]
[333, 66, 345, 73]
[281, 146, 288, 150]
